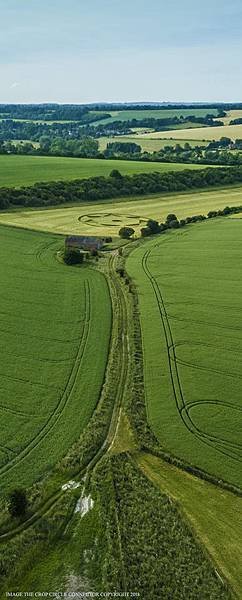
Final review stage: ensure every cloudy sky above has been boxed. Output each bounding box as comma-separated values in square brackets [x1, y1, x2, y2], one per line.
[1, 0, 242, 103]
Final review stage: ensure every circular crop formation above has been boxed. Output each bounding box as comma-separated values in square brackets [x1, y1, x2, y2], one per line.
[78, 212, 149, 229]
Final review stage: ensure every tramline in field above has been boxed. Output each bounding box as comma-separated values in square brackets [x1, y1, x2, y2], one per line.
[127, 217, 242, 488]
[0, 226, 111, 491]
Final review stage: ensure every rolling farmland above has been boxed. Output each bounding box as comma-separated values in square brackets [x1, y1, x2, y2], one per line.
[0, 155, 205, 188]
[2, 185, 242, 236]
[92, 107, 219, 126]
[139, 123, 242, 141]
[215, 109, 242, 125]
[98, 136, 208, 153]
[0, 226, 111, 491]
[126, 218, 242, 489]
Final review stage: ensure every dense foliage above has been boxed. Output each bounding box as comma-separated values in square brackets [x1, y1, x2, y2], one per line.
[63, 247, 84, 264]
[93, 454, 230, 599]
[140, 204, 242, 236]
[105, 141, 141, 156]
[8, 489, 28, 518]
[1, 166, 242, 210]
[0, 104, 110, 122]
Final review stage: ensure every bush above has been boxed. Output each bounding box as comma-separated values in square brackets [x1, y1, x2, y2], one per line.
[119, 227, 135, 239]
[168, 219, 180, 229]
[146, 219, 160, 234]
[90, 248, 98, 257]
[8, 489, 28, 518]
[140, 226, 152, 237]
[109, 169, 123, 179]
[63, 247, 84, 265]
[166, 213, 178, 224]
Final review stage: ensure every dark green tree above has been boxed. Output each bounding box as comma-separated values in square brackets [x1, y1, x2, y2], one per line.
[8, 489, 28, 518]
[166, 213, 178, 224]
[146, 219, 160, 234]
[64, 248, 84, 265]
[119, 227, 135, 239]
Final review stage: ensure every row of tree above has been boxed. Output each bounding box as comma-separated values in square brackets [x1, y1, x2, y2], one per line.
[118, 204, 242, 240]
[104, 140, 242, 166]
[2, 136, 242, 167]
[0, 137, 100, 158]
[0, 120, 98, 142]
[0, 112, 223, 143]
[1, 167, 242, 211]
[0, 104, 109, 122]
[139, 205, 242, 237]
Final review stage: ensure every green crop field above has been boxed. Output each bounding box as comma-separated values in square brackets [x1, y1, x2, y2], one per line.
[93, 108, 219, 126]
[137, 452, 242, 598]
[140, 123, 242, 141]
[0, 226, 111, 491]
[98, 136, 208, 153]
[0, 155, 205, 188]
[127, 218, 242, 489]
[2, 185, 242, 236]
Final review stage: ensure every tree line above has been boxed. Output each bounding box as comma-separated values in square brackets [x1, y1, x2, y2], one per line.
[118, 205, 242, 240]
[104, 140, 242, 166]
[1, 166, 242, 210]
[140, 205, 242, 237]
[0, 120, 100, 142]
[0, 112, 222, 142]
[0, 104, 109, 122]
[2, 134, 242, 168]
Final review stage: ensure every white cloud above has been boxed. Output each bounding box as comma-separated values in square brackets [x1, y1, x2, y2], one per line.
[10, 81, 20, 88]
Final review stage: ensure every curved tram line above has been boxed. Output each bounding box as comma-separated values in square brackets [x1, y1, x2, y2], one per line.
[141, 244, 242, 465]
[0, 280, 91, 478]
[0, 256, 130, 543]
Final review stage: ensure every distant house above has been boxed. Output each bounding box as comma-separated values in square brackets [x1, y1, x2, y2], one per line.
[65, 235, 104, 251]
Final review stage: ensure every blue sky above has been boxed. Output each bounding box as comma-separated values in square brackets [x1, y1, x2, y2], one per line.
[0, 0, 242, 103]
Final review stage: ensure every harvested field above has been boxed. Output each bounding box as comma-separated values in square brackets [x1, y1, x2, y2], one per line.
[1, 186, 242, 236]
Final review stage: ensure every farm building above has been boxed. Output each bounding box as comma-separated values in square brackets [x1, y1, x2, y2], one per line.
[65, 235, 104, 251]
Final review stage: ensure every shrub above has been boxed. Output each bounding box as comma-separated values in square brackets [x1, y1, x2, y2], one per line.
[119, 227, 135, 239]
[166, 213, 178, 224]
[168, 219, 180, 229]
[109, 169, 123, 179]
[146, 219, 160, 234]
[63, 247, 84, 265]
[8, 489, 28, 518]
[140, 226, 152, 237]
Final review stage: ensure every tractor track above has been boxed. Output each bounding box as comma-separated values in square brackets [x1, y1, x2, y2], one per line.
[141, 242, 242, 464]
[0, 255, 130, 543]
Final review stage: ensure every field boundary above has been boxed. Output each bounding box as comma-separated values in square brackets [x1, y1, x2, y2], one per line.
[141, 244, 242, 464]
[0, 254, 131, 543]
[124, 234, 242, 496]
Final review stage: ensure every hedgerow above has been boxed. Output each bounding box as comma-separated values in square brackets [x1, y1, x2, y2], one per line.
[1, 166, 242, 210]
[125, 244, 242, 497]
[92, 454, 231, 599]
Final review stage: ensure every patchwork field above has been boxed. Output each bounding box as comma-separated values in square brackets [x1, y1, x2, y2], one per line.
[0, 155, 205, 188]
[0, 226, 111, 491]
[139, 123, 242, 141]
[215, 109, 242, 125]
[98, 136, 208, 153]
[127, 218, 242, 488]
[92, 107, 219, 126]
[1, 186, 242, 236]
